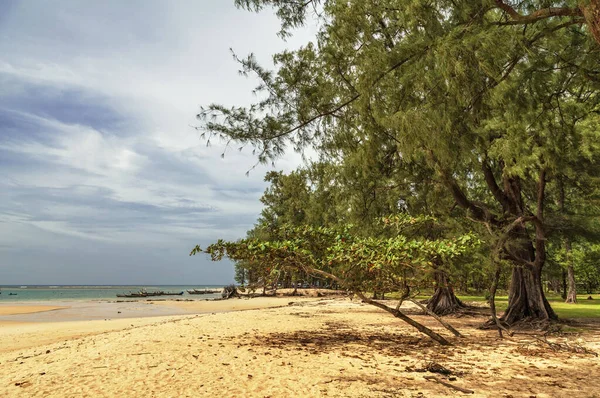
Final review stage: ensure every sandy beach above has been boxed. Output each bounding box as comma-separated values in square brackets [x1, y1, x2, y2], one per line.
[1, 297, 599, 397]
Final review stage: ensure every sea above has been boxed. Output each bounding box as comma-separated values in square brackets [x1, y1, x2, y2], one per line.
[0, 285, 223, 302]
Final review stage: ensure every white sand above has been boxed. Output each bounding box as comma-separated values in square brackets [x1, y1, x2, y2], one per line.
[1, 297, 598, 397]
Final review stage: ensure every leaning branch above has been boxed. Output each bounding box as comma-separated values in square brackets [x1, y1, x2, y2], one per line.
[408, 299, 463, 338]
[301, 265, 452, 345]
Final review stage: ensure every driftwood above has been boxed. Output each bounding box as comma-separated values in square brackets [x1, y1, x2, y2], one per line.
[424, 376, 474, 394]
[222, 285, 240, 299]
[406, 361, 453, 375]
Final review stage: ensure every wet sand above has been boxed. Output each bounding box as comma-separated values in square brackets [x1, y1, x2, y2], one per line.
[0, 305, 67, 316]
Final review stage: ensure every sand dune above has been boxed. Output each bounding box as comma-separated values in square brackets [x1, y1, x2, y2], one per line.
[1, 298, 599, 397]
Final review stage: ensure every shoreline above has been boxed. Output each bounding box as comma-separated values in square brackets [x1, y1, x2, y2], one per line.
[0, 295, 331, 324]
[0, 288, 346, 322]
[0, 296, 331, 354]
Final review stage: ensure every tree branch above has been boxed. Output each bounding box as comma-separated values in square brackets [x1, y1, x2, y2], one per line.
[494, 0, 583, 24]
[482, 159, 510, 212]
[408, 299, 463, 337]
[427, 150, 495, 224]
[298, 263, 451, 345]
[267, 48, 429, 141]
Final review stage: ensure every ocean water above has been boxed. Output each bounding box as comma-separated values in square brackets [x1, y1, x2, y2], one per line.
[0, 285, 224, 302]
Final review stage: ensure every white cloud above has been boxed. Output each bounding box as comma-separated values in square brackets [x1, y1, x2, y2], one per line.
[0, 1, 320, 283]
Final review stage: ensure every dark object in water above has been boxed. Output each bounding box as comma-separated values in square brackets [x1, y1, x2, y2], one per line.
[187, 289, 221, 295]
[9, 293, 17, 296]
[116, 290, 184, 298]
[116, 291, 146, 298]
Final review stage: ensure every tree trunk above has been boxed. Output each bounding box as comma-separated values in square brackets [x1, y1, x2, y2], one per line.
[580, 0, 600, 45]
[500, 263, 557, 324]
[557, 177, 578, 304]
[549, 279, 561, 294]
[563, 239, 578, 304]
[565, 265, 577, 303]
[426, 270, 465, 315]
[561, 269, 567, 300]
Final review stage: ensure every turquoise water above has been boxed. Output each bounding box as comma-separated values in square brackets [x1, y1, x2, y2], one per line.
[0, 285, 223, 302]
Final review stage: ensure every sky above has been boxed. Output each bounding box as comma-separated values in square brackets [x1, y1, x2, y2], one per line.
[0, 0, 317, 285]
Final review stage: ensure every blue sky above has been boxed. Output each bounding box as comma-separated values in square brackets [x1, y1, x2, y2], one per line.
[0, 1, 316, 284]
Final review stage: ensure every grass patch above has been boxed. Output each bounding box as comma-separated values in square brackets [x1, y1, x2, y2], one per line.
[382, 292, 600, 319]
[457, 294, 600, 319]
[546, 295, 600, 319]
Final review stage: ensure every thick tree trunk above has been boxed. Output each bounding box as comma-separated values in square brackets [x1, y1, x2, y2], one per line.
[581, 0, 600, 45]
[426, 270, 465, 315]
[500, 263, 557, 324]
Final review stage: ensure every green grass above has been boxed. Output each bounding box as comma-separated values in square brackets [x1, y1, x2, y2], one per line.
[457, 293, 600, 319]
[380, 292, 600, 319]
[546, 294, 600, 319]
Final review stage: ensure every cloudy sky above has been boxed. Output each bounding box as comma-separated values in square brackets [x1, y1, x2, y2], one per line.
[0, 1, 316, 285]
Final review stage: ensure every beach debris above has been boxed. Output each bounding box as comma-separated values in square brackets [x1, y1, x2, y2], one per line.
[406, 362, 453, 375]
[222, 284, 240, 299]
[518, 335, 598, 357]
[424, 362, 452, 375]
[187, 288, 221, 295]
[14, 381, 31, 387]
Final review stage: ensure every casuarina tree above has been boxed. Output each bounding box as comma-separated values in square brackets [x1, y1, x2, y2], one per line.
[196, 0, 600, 324]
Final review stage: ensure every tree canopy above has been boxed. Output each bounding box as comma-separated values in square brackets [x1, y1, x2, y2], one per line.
[194, 0, 600, 325]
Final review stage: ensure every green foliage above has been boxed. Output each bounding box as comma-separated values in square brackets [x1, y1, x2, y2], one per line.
[573, 243, 600, 293]
[192, 222, 480, 296]
[193, 1, 600, 320]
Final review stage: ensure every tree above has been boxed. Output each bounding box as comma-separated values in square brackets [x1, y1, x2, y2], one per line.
[197, 0, 600, 324]
[577, 243, 600, 293]
[234, 0, 600, 45]
[256, 158, 479, 312]
[191, 223, 479, 344]
[493, 0, 600, 45]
